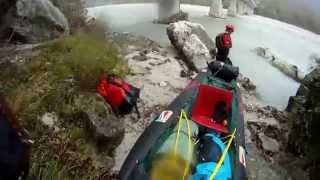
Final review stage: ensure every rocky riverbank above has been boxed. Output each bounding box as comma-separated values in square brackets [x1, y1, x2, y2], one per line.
[109, 21, 311, 179]
[1, 0, 318, 179]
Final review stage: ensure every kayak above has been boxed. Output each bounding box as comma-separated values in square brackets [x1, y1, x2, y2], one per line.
[119, 71, 247, 180]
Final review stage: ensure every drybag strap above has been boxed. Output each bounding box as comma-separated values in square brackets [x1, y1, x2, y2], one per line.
[174, 109, 193, 180]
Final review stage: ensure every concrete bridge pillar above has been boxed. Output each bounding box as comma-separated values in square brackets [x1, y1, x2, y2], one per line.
[209, 0, 224, 18]
[228, 0, 237, 17]
[158, 0, 180, 20]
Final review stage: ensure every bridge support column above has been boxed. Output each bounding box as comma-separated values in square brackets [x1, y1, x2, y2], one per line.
[228, 0, 237, 17]
[158, 0, 180, 20]
[209, 0, 224, 18]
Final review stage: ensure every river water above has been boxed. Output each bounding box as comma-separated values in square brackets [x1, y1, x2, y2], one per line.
[87, 3, 320, 109]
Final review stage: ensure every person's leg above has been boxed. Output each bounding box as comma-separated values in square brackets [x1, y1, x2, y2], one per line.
[217, 48, 229, 62]
[216, 48, 225, 62]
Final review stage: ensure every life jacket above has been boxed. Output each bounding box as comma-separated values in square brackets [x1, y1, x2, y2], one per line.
[97, 75, 141, 117]
[215, 33, 232, 50]
[0, 99, 31, 180]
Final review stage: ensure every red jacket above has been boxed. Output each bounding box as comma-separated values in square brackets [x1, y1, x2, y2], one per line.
[216, 32, 232, 49]
[222, 32, 232, 49]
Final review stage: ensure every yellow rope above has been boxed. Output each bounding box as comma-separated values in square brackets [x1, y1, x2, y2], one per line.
[209, 128, 237, 180]
[174, 110, 184, 157]
[182, 110, 192, 180]
[174, 110, 193, 180]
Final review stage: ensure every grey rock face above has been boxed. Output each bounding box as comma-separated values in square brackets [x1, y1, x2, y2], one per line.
[287, 67, 320, 179]
[167, 21, 215, 71]
[3, 0, 69, 43]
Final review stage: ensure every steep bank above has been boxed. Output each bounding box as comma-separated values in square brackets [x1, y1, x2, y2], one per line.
[287, 67, 320, 179]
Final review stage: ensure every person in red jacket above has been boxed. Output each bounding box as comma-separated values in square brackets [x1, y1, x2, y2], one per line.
[215, 24, 234, 64]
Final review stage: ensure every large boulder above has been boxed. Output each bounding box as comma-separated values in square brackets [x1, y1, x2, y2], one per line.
[287, 68, 320, 179]
[167, 21, 215, 71]
[254, 47, 305, 82]
[75, 94, 125, 152]
[1, 0, 69, 43]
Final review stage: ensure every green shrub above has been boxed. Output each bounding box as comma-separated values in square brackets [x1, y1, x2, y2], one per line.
[0, 32, 127, 179]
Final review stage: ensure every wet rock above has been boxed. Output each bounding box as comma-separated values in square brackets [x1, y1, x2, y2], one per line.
[154, 11, 189, 24]
[239, 77, 256, 91]
[2, 0, 69, 43]
[167, 21, 214, 71]
[286, 96, 306, 113]
[254, 47, 305, 82]
[75, 94, 125, 152]
[258, 133, 280, 153]
[302, 67, 320, 89]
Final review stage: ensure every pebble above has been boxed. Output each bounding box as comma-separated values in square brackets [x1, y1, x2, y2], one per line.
[159, 81, 168, 87]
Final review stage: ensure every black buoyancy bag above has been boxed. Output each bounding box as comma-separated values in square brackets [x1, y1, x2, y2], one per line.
[215, 33, 224, 50]
[207, 61, 239, 82]
[196, 135, 222, 163]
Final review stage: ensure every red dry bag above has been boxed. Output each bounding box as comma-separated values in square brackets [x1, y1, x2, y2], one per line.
[97, 75, 140, 117]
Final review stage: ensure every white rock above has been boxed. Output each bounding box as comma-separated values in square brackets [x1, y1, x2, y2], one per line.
[41, 112, 58, 128]
[159, 81, 168, 87]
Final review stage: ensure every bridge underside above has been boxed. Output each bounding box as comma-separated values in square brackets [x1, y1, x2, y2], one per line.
[157, 0, 256, 19]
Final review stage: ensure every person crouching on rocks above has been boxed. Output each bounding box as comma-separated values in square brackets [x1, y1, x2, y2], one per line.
[215, 24, 234, 65]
